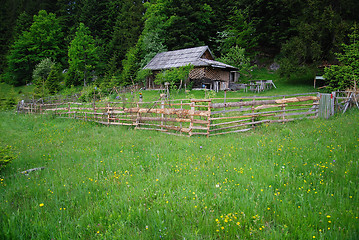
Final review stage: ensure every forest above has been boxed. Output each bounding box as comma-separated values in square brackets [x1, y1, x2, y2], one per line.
[1, 0, 359, 94]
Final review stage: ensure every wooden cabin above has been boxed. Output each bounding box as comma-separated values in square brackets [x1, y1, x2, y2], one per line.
[143, 46, 239, 91]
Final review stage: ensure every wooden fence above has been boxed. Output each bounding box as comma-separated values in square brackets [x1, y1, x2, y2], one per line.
[318, 91, 359, 118]
[17, 93, 322, 137]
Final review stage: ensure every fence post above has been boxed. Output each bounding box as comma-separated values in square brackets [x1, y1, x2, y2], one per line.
[189, 100, 195, 137]
[136, 102, 140, 128]
[331, 91, 336, 116]
[207, 100, 211, 138]
[93, 101, 96, 122]
[224, 90, 227, 111]
[180, 100, 183, 132]
[107, 102, 110, 126]
[315, 92, 320, 118]
[161, 98, 164, 130]
[55, 102, 58, 117]
[251, 98, 255, 127]
[281, 96, 286, 121]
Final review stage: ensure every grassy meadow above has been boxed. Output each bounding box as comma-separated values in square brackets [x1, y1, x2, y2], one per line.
[0, 69, 358, 239]
[0, 106, 358, 239]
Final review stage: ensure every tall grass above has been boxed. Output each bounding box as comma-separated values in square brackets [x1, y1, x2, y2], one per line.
[0, 106, 358, 239]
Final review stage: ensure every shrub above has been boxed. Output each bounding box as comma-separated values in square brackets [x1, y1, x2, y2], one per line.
[78, 85, 101, 102]
[323, 65, 353, 91]
[0, 88, 18, 110]
[154, 64, 193, 89]
[0, 145, 16, 171]
[323, 25, 359, 91]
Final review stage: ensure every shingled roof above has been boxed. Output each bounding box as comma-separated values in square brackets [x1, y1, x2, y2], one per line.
[143, 46, 238, 71]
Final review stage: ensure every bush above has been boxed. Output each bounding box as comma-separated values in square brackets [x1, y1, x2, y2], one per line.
[323, 25, 359, 91]
[323, 65, 353, 91]
[78, 85, 101, 102]
[0, 88, 18, 110]
[154, 64, 193, 89]
[0, 145, 16, 171]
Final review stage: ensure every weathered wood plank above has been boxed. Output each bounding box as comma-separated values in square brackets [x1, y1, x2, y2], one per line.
[211, 107, 252, 114]
[98, 121, 134, 126]
[210, 120, 270, 132]
[210, 128, 252, 136]
[276, 110, 318, 117]
[211, 96, 319, 108]
[191, 132, 209, 135]
[124, 107, 210, 117]
[136, 123, 191, 133]
[210, 118, 251, 127]
[138, 117, 191, 123]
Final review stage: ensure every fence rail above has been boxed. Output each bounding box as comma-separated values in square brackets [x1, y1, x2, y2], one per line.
[17, 92, 329, 137]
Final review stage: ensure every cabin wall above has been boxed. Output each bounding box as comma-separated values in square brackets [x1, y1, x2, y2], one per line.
[200, 50, 214, 60]
[189, 68, 206, 79]
[147, 67, 232, 90]
[204, 67, 229, 82]
[189, 67, 230, 82]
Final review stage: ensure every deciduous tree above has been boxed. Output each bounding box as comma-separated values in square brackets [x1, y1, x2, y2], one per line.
[5, 10, 65, 86]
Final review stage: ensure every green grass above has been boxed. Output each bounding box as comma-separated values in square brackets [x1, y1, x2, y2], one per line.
[1, 68, 357, 239]
[0, 107, 358, 239]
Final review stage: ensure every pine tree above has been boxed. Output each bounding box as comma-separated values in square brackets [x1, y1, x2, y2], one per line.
[46, 65, 61, 94]
[68, 23, 99, 87]
[324, 25, 359, 91]
[106, 0, 144, 74]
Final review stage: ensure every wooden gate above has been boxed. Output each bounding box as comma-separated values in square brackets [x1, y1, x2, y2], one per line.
[319, 93, 334, 119]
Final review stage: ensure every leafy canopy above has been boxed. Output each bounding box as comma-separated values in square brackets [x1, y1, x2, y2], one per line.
[5, 10, 64, 86]
[219, 46, 255, 77]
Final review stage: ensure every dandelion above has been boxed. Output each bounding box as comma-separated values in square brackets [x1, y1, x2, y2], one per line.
[39, 203, 44, 207]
